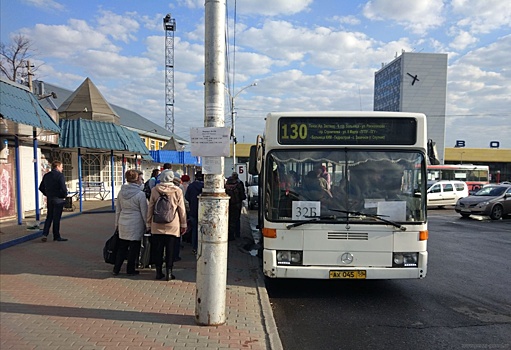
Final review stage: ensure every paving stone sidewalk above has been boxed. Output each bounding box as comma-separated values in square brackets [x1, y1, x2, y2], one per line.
[0, 211, 282, 350]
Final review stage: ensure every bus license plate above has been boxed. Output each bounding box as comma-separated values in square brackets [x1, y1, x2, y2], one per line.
[329, 270, 366, 279]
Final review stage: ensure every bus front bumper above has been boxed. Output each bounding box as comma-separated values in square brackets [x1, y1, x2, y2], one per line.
[262, 249, 428, 280]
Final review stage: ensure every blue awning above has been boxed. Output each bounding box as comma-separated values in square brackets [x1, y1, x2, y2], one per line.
[150, 150, 201, 166]
[0, 78, 60, 136]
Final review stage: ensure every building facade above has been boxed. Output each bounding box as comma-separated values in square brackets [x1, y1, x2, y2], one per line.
[374, 52, 448, 163]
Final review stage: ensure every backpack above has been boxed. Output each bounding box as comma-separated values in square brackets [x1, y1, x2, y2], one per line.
[153, 193, 176, 223]
[143, 180, 152, 199]
[225, 180, 246, 204]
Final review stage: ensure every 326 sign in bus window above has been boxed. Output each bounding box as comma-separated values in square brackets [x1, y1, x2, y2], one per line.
[278, 117, 417, 145]
[292, 201, 321, 220]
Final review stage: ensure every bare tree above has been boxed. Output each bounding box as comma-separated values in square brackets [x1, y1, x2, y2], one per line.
[0, 34, 37, 83]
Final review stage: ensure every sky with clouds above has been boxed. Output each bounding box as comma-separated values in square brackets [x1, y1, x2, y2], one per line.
[1, 0, 510, 149]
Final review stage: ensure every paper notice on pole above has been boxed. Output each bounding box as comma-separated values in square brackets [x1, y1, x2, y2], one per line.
[201, 156, 223, 175]
[190, 127, 231, 156]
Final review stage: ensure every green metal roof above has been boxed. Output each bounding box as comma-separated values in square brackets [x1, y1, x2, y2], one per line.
[0, 78, 60, 133]
[59, 119, 152, 159]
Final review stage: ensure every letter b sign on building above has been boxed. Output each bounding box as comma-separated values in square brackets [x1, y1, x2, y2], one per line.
[236, 163, 247, 183]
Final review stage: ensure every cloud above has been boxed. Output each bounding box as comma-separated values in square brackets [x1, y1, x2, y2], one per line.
[22, 0, 64, 11]
[21, 20, 120, 58]
[95, 10, 140, 43]
[445, 35, 511, 147]
[332, 15, 361, 26]
[363, 0, 445, 35]
[451, 0, 511, 34]
[234, 0, 313, 16]
[74, 50, 158, 80]
[448, 28, 478, 51]
[239, 20, 379, 69]
[177, 0, 314, 16]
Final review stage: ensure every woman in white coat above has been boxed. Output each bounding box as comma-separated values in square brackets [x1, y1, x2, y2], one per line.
[113, 169, 148, 276]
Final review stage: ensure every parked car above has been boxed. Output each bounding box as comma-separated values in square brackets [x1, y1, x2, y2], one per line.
[246, 175, 259, 210]
[455, 184, 511, 220]
[427, 180, 469, 207]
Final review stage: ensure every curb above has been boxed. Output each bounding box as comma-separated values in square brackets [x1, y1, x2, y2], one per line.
[256, 271, 284, 350]
[244, 227, 284, 350]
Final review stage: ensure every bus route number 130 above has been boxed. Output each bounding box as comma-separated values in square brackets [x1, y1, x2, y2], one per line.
[281, 123, 307, 140]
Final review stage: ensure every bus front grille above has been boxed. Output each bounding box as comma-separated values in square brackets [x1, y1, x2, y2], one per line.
[328, 232, 368, 240]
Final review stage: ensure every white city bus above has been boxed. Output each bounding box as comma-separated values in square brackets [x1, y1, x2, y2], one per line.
[249, 111, 429, 280]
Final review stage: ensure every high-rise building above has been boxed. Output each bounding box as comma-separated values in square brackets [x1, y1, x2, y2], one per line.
[374, 52, 448, 163]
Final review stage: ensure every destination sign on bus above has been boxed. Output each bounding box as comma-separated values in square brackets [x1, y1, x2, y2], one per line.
[278, 117, 417, 145]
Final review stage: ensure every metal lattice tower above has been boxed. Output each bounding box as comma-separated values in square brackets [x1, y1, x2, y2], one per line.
[163, 14, 176, 133]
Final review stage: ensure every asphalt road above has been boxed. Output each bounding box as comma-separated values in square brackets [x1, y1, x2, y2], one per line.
[264, 209, 511, 350]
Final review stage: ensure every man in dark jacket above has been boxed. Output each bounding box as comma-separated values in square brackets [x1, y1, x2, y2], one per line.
[184, 171, 204, 253]
[39, 160, 68, 242]
[225, 172, 246, 240]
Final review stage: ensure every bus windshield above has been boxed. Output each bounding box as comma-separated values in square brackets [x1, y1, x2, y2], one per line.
[265, 150, 426, 223]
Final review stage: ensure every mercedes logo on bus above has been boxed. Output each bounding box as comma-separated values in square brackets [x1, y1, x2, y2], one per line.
[341, 253, 354, 264]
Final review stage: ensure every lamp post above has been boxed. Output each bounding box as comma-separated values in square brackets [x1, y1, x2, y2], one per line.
[229, 82, 257, 169]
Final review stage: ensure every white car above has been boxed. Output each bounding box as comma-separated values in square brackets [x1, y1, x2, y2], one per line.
[246, 175, 259, 209]
[427, 180, 469, 207]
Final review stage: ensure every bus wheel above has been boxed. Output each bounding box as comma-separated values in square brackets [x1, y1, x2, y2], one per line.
[490, 205, 503, 220]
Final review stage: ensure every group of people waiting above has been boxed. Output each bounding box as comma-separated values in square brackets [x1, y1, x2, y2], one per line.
[114, 164, 206, 281]
[39, 159, 246, 282]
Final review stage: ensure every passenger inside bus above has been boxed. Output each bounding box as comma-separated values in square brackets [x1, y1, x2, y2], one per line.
[265, 152, 424, 222]
[302, 165, 332, 201]
[329, 160, 404, 213]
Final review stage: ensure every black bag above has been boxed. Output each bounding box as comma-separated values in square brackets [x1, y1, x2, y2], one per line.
[103, 229, 119, 264]
[138, 234, 153, 268]
[153, 193, 176, 223]
[143, 180, 152, 199]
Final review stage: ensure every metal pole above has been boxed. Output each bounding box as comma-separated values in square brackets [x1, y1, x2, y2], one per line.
[15, 137, 23, 225]
[230, 83, 256, 171]
[110, 150, 115, 211]
[196, 0, 229, 326]
[232, 96, 236, 169]
[78, 148, 83, 213]
[33, 130, 40, 221]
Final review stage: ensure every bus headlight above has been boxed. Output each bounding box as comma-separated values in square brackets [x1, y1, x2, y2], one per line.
[276, 250, 303, 265]
[393, 253, 418, 267]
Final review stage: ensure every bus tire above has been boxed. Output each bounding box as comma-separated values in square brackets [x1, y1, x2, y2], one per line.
[490, 205, 503, 220]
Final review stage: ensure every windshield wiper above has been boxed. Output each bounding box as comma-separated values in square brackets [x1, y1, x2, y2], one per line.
[286, 215, 337, 229]
[328, 209, 406, 231]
